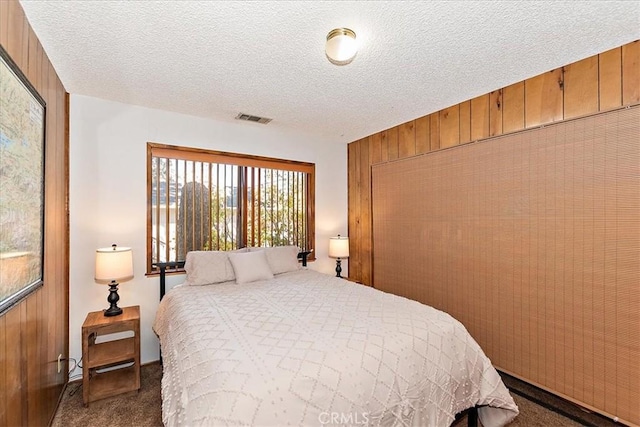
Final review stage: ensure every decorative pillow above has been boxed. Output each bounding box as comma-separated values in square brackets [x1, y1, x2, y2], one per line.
[228, 251, 274, 284]
[184, 251, 236, 285]
[250, 246, 300, 275]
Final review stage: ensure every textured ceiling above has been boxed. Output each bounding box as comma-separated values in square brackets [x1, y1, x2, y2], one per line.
[19, 1, 640, 143]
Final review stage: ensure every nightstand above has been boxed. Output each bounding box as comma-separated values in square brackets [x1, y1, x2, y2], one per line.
[82, 305, 141, 406]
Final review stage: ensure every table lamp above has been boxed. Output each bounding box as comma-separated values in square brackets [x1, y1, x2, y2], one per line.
[329, 235, 349, 278]
[95, 244, 133, 317]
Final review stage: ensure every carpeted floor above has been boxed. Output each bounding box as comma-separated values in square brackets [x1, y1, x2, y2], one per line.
[52, 363, 163, 427]
[53, 362, 619, 426]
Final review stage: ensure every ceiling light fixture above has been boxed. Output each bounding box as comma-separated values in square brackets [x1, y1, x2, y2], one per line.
[325, 28, 357, 66]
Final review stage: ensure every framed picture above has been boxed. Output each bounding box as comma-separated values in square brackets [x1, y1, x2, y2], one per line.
[0, 45, 46, 315]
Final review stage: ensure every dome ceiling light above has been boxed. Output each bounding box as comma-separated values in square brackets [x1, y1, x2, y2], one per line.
[325, 28, 357, 65]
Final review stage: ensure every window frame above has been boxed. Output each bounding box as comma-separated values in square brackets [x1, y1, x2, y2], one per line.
[146, 142, 315, 274]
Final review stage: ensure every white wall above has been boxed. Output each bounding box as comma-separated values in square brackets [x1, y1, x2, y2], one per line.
[69, 94, 348, 377]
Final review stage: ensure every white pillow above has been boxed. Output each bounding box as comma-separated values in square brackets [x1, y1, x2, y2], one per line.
[228, 251, 274, 284]
[249, 246, 300, 274]
[184, 251, 236, 285]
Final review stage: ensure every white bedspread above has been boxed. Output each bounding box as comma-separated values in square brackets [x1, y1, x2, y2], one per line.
[153, 270, 518, 427]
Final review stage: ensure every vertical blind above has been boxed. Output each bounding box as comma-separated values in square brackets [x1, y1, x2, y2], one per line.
[147, 144, 314, 272]
[372, 106, 640, 425]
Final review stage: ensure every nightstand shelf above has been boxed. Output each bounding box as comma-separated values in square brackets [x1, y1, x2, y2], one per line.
[82, 305, 140, 406]
[87, 364, 138, 398]
[87, 337, 136, 367]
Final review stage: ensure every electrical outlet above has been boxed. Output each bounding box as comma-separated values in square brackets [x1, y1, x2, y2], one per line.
[57, 354, 63, 373]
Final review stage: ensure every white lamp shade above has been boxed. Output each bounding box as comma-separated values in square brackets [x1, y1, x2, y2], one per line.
[325, 28, 357, 65]
[329, 236, 350, 258]
[95, 246, 133, 283]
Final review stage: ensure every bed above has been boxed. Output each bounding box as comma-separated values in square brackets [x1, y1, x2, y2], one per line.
[153, 247, 519, 426]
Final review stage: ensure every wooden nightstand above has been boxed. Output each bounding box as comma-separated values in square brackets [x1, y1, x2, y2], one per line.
[82, 305, 141, 406]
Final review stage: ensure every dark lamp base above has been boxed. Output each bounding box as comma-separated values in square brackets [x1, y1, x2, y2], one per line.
[335, 258, 343, 278]
[104, 281, 123, 317]
[104, 306, 123, 317]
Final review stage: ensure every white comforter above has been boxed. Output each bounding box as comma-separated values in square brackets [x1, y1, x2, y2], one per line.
[153, 270, 518, 427]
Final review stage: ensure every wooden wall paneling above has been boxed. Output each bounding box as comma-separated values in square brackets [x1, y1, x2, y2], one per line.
[18, 302, 28, 423]
[429, 113, 440, 151]
[599, 47, 622, 110]
[386, 126, 399, 160]
[359, 139, 372, 285]
[39, 49, 50, 147]
[347, 141, 361, 282]
[369, 132, 382, 165]
[41, 55, 57, 417]
[470, 94, 490, 140]
[364, 133, 380, 284]
[5, 0, 23, 63]
[58, 72, 68, 396]
[380, 130, 389, 162]
[0, 1, 8, 43]
[45, 59, 61, 422]
[0, 316, 5, 426]
[5, 304, 24, 426]
[62, 91, 71, 420]
[19, 12, 28, 71]
[524, 68, 564, 127]
[347, 143, 356, 277]
[502, 82, 525, 133]
[489, 90, 503, 136]
[47, 71, 64, 423]
[564, 56, 599, 119]
[459, 100, 471, 143]
[0, 1, 69, 425]
[415, 116, 430, 154]
[622, 40, 640, 105]
[26, 294, 40, 425]
[26, 15, 40, 86]
[439, 105, 460, 148]
[398, 121, 416, 159]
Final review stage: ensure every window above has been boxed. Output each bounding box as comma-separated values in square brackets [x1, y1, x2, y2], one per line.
[146, 143, 315, 273]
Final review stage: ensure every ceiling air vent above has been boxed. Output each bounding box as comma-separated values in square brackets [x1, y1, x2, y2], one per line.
[235, 112, 272, 124]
